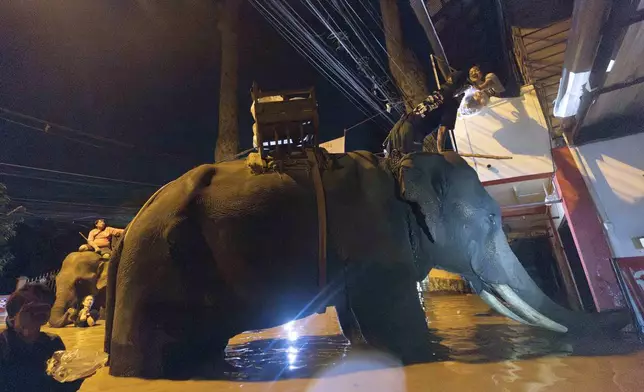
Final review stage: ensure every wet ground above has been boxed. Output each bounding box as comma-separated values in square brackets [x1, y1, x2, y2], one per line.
[43, 288, 644, 391]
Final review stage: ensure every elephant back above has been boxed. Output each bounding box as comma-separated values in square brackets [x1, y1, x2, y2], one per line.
[198, 160, 323, 297]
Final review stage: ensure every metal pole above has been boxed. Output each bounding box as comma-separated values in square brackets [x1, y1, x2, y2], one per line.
[500, 199, 563, 212]
[410, 0, 451, 80]
[430, 54, 442, 87]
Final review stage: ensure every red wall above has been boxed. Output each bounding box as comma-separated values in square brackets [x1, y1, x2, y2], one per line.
[552, 147, 624, 311]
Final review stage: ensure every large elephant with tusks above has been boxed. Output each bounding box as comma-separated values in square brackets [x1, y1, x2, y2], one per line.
[105, 151, 629, 378]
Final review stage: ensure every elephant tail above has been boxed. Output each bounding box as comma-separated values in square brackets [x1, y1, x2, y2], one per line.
[104, 234, 124, 355]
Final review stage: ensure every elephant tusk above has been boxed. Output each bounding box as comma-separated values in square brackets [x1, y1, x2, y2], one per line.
[493, 284, 569, 333]
[479, 290, 534, 326]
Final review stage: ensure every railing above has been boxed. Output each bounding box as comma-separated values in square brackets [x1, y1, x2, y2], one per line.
[25, 269, 59, 293]
[0, 295, 8, 325]
[511, 20, 571, 138]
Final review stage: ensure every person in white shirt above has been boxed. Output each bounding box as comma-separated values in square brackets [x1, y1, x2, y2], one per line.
[468, 65, 506, 97]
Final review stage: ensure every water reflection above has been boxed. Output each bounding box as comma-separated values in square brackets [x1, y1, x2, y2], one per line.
[221, 284, 643, 383]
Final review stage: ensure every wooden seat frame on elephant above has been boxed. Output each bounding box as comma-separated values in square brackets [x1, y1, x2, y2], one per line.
[251, 82, 320, 161]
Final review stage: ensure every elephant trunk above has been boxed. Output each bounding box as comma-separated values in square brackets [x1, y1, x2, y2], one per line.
[478, 232, 630, 334]
[49, 280, 74, 328]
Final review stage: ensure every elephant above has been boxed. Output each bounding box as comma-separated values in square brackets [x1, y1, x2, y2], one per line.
[104, 151, 629, 378]
[49, 251, 109, 328]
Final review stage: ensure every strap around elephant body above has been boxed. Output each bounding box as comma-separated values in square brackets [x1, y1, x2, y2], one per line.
[306, 149, 328, 290]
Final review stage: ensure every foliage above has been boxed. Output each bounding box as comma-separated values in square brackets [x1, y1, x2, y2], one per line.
[0, 183, 22, 276]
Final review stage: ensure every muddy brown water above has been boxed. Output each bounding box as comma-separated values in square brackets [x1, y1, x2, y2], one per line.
[38, 286, 644, 391]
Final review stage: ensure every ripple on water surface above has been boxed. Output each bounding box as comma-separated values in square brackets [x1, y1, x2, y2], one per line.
[43, 287, 644, 391]
[220, 289, 644, 390]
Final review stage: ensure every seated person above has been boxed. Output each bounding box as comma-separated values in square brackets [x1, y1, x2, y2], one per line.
[468, 65, 506, 97]
[384, 70, 467, 157]
[78, 219, 124, 259]
[71, 295, 99, 328]
[0, 284, 82, 392]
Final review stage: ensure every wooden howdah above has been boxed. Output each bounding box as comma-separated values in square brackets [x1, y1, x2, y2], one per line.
[251, 82, 320, 160]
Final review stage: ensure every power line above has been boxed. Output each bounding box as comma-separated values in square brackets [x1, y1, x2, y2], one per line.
[0, 116, 45, 132]
[0, 172, 140, 189]
[251, 0, 394, 123]
[0, 162, 161, 187]
[0, 106, 132, 148]
[253, 0, 372, 117]
[328, 0, 404, 109]
[344, 101, 404, 132]
[12, 197, 140, 211]
[0, 116, 111, 149]
[0, 106, 193, 161]
[355, 0, 418, 92]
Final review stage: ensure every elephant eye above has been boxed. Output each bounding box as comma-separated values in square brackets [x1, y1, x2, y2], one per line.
[488, 213, 497, 225]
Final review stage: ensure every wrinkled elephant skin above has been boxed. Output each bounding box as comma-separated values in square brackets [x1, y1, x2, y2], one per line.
[49, 251, 109, 328]
[105, 151, 630, 379]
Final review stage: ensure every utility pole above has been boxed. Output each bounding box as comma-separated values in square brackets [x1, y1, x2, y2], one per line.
[379, 0, 430, 112]
[409, 0, 451, 80]
[214, 0, 242, 162]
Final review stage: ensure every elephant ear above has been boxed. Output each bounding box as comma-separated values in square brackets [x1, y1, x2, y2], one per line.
[96, 261, 109, 291]
[398, 153, 449, 244]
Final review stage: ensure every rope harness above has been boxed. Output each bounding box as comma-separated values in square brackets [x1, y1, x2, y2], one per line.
[247, 148, 329, 291]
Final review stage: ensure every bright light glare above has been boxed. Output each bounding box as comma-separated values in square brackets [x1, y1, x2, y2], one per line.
[287, 346, 298, 354]
[287, 352, 297, 364]
[606, 59, 615, 72]
[283, 320, 298, 341]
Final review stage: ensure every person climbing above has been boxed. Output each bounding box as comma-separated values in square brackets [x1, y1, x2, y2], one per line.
[0, 283, 83, 391]
[384, 70, 468, 157]
[78, 219, 124, 259]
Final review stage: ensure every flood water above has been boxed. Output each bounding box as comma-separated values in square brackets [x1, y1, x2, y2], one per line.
[44, 285, 644, 391]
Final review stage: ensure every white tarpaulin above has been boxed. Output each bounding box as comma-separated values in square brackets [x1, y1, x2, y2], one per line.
[320, 136, 345, 153]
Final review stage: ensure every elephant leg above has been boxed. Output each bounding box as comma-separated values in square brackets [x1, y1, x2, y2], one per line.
[336, 300, 367, 347]
[347, 265, 445, 364]
[162, 331, 233, 379]
[109, 300, 167, 377]
[110, 300, 233, 378]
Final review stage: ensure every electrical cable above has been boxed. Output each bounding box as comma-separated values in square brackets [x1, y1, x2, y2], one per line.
[0, 107, 193, 161]
[282, 0, 383, 114]
[329, 0, 405, 110]
[251, 1, 372, 117]
[0, 172, 147, 189]
[0, 115, 110, 149]
[344, 101, 404, 132]
[254, 1, 367, 109]
[0, 162, 161, 187]
[252, 0, 395, 124]
[12, 197, 140, 211]
[0, 106, 133, 148]
[301, 0, 395, 117]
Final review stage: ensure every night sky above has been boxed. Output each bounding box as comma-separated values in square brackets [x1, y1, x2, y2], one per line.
[0, 1, 379, 216]
[0, 0, 508, 220]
